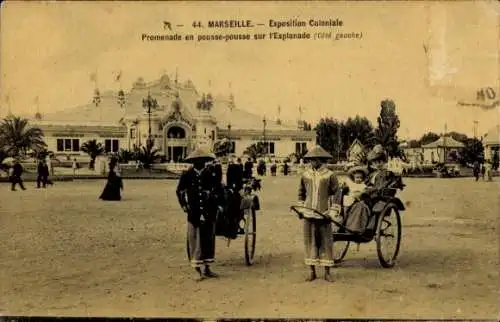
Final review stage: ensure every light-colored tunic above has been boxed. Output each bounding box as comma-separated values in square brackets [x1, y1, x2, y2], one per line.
[298, 166, 342, 267]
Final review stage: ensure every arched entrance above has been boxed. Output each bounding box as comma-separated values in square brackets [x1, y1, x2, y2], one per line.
[164, 123, 190, 162]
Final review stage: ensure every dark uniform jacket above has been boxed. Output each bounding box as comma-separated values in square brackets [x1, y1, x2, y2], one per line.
[226, 162, 244, 191]
[243, 161, 253, 179]
[13, 163, 23, 177]
[176, 167, 223, 227]
[212, 163, 223, 185]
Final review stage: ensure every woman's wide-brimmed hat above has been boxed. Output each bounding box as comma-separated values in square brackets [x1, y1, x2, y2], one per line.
[367, 144, 388, 162]
[347, 165, 369, 180]
[184, 148, 216, 163]
[303, 145, 333, 160]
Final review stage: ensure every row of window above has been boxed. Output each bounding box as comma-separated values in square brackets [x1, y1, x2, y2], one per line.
[56, 138, 306, 155]
[56, 139, 120, 153]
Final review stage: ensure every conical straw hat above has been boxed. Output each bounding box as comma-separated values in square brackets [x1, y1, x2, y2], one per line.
[184, 148, 216, 162]
[303, 145, 333, 160]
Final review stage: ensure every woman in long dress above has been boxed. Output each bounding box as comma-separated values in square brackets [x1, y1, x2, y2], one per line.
[99, 158, 123, 201]
[343, 145, 391, 235]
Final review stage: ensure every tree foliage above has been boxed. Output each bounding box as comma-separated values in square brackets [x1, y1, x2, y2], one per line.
[458, 138, 484, 165]
[374, 99, 401, 157]
[213, 138, 233, 157]
[243, 142, 267, 160]
[343, 116, 375, 150]
[315, 115, 375, 161]
[116, 149, 136, 163]
[418, 132, 440, 147]
[134, 140, 161, 169]
[81, 139, 104, 169]
[0, 116, 46, 158]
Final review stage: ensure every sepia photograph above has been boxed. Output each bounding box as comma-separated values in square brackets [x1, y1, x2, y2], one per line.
[0, 1, 499, 319]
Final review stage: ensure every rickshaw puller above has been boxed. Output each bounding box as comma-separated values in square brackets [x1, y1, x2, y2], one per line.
[297, 145, 343, 282]
[176, 149, 221, 281]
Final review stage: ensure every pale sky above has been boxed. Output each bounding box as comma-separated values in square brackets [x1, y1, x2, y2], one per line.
[1, 1, 499, 139]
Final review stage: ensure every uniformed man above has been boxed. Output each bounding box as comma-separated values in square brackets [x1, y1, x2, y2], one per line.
[211, 158, 223, 185]
[176, 148, 221, 281]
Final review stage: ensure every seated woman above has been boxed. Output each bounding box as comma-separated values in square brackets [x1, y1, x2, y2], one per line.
[99, 158, 123, 201]
[343, 145, 389, 234]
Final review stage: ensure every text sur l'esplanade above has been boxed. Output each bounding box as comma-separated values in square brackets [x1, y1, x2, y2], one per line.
[207, 18, 343, 28]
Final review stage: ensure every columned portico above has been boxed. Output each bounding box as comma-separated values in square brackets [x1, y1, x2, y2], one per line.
[164, 122, 192, 162]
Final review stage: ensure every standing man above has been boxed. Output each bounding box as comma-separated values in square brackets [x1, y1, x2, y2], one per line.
[36, 160, 49, 188]
[283, 161, 290, 176]
[297, 146, 343, 282]
[227, 157, 244, 192]
[243, 157, 254, 179]
[176, 149, 220, 281]
[11, 159, 26, 191]
[473, 160, 480, 181]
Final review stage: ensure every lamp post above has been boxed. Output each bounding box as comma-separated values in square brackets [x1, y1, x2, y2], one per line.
[228, 123, 232, 153]
[262, 116, 267, 155]
[142, 92, 158, 148]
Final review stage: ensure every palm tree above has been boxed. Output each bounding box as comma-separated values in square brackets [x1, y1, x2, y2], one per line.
[135, 141, 160, 169]
[0, 116, 46, 157]
[81, 139, 104, 170]
[243, 142, 266, 160]
[213, 138, 232, 157]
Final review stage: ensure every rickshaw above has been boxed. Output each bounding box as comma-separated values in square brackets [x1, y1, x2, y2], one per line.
[290, 175, 405, 268]
[187, 176, 261, 266]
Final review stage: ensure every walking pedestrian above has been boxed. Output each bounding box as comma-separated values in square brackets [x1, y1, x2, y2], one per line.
[99, 157, 123, 201]
[10, 159, 26, 191]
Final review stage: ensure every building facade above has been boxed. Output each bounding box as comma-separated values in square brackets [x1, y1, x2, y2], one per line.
[31, 75, 315, 161]
[420, 136, 465, 163]
[483, 125, 500, 161]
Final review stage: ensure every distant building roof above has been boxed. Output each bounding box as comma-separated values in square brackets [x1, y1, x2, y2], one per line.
[37, 75, 300, 132]
[421, 136, 465, 148]
[483, 125, 500, 145]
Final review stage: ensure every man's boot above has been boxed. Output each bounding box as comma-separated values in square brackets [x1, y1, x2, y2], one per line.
[204, 265, 218, 278]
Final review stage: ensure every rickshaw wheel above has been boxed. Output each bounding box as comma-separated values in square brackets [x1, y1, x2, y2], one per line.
[244, 208, 257, 266]
[375, 203, 402, 268]
[333, 240, 350, 264]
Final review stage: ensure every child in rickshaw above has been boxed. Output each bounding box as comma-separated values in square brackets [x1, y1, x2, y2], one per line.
[343, 165, 369, 208]
[343, 145, 390, 234]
